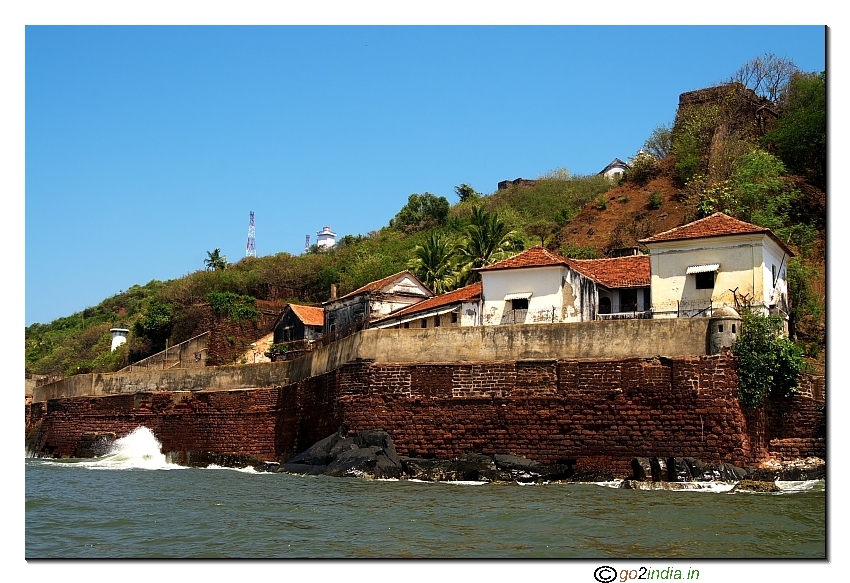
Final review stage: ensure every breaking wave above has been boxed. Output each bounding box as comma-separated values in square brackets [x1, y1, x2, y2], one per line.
[54, 427, 184, 470]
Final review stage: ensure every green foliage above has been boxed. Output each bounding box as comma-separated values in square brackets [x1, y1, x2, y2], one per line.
[595, 197, 608, 210]
[133, 299, 175, 345]
[204, 248, 227, 271]
[623, 151, 661, 186]
[559, 244, 599, 259]
[763, 71, 826, 190]
[643, 124, 673, 159]
[786, 259, 824, 341]
[617, 196, 630, 204]
[486, 173, 611, 227]
[205, 292, 259, 323]
[407, 231, 459, 294]
[672, 103, 720, 184]
[455, 206, 524, 285]
[454, 183, 480, 203]
[389, 193, 450, 233]
[648, 190, 664, 210]
[732, 312, 804, 409]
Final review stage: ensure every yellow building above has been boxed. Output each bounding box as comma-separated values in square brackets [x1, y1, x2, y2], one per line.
[638, 213, 794, 319]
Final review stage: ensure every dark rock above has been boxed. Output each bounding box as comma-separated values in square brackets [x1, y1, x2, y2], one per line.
[569, 469, 615, 482]
[288, 429, 347, 466]
[354, 430, 401, 467]
[256, 461, 280, 473]
[325, 445, 403, 479]
[493, 454, 572, 482]
[631, 458, 653, 481]
[281, 462, 328, 476]
[667, 457, 692, 482]
[650, 457, 669, 482]
[731, 480, 780, 493]
[74, 432, 116, 458]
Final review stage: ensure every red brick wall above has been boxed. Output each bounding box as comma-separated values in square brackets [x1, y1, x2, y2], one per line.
[26, 354, 824, 476]
[27, 389, 280, 462]
[330, 356, 753, 476]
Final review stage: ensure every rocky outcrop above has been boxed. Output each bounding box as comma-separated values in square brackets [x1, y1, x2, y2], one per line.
[282, 430, 576, 482]
[627, 456, 825, 485]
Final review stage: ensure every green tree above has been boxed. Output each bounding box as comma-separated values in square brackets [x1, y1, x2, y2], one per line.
[204, 248, 227, 271]
[732, 312, 804, 409]
[456, 206, 523, 284]
[389, 193, 450, 233]
[454, 183, 481, 203]
[407, 231, 458, 294]
[786, 259, 824, 341]
[763, 71, 826, 191]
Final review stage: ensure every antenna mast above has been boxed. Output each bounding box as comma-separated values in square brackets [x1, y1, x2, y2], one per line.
[246, 211, 256, 257]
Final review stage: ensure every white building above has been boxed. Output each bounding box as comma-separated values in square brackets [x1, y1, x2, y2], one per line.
[598, 158, 629, 181]
[638, 212, 793, 319]
[316, 226, 337, 249]
[475, 247, 651, 325]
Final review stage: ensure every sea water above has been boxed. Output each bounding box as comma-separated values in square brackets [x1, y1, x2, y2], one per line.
[25, 427, 825, 560]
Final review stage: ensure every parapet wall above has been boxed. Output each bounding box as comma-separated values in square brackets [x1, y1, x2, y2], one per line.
[33, 318, 713, 402]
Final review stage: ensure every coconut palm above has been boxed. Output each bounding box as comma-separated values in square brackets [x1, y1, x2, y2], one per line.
[407, 232, 458, 294]
[455, 206, 524, 285]
[204, 249, 228, 271]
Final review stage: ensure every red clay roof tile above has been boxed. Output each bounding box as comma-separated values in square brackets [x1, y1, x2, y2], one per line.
[288, 304, 325, 327]
[568, 255, 651, 288]
[638, 212, 792, 255]
[375, 282, 482, 322]
[475, 247, 571, 272]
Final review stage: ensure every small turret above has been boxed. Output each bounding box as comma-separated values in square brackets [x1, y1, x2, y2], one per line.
[708, 306, 741, 354]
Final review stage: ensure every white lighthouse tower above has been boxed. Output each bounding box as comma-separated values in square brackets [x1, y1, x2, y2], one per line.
[110, 328, 130, 351]
[316, 226, 337, 249]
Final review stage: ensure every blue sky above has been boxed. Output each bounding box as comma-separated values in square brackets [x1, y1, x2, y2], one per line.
[20, 22, 826, 326]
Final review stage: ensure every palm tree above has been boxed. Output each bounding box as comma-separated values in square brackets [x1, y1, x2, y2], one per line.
[456, 206, 524, 285]
[204, 249, 227, 271]
[407, 232, 458, 294]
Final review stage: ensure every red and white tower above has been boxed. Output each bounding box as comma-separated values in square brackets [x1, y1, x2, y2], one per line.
[246, 211, 256, 257]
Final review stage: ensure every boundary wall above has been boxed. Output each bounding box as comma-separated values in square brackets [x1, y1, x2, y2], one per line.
[25, 352, 825, 475]
[33, 318, 712, 402]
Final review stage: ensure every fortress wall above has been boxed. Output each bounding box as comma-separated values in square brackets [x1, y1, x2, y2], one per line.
[26, 388, 280, 462]
[33, 318, 712, 403]
[333, 355, 752, 475]
[26, 353, 825, 474]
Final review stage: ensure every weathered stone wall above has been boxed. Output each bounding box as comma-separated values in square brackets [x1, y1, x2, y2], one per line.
[26, 389, 281, 462]
[25, 354, 824, 476]
[33, 319, 713, 403]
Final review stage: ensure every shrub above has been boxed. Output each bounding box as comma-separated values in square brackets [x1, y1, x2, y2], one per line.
[732, 312, 804, 409]
[617, 196, 630, 204]
[595, 197, 608, 210]
[624, 151, 661, 186]
[560, 244, 599, 259]
[206, 292, 260, 323]
[648, 190, 664, 209]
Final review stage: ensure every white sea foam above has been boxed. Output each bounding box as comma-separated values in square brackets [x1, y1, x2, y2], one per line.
[205, 464, 267, 474]
[71, 427, 183, 470]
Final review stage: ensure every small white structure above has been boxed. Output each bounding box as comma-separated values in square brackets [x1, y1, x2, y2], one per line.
[598, 158, 629, 181]
[316, 226, 337, 249]
[638, 212, 794, 319]
[110, 328, 130, 351]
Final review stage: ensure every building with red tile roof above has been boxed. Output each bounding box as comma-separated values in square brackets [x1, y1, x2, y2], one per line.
[476, 246, 651, 324]
[372, 283, 483, 329]
[273, 303, 325, 346]
[322, 270, 433, 339]
[638, 212, 792, 318]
